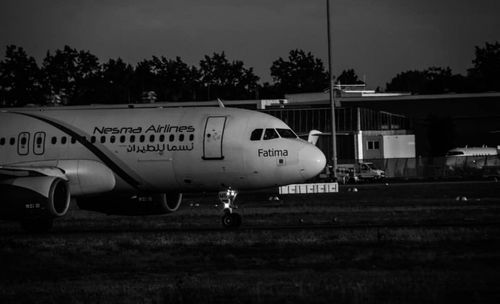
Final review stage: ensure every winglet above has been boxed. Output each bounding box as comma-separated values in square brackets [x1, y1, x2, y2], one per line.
[217, 98, 225, 108]
[307, 130, 322, 146]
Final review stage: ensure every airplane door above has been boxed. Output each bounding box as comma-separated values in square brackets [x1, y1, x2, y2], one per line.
[203, 116, 226, 160]
[17, 132, 30, 155]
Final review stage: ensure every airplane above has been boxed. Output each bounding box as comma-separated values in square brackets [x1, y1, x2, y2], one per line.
[0, 103, 326, 231]
[445, 146, 499, 171]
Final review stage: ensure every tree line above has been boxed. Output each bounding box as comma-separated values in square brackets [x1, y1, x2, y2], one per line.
[0, 42, 499, 107]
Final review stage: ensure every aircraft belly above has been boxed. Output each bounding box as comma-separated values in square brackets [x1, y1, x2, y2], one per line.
[135, 159, 177, 191]
[172, 151, 246, 190]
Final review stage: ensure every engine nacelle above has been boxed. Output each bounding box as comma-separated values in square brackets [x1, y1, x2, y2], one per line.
[77, 193, 183, 215]
[0, 176, 71, 220]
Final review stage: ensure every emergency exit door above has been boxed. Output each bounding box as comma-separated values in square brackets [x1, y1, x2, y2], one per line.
[203, 116, 226, 160]
[17, 132, 30, 155]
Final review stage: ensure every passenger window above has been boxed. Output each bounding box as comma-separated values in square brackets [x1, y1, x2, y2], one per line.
[169, 134, 175, 142]
[120, 135, 126, 143]
[130, 135, 135, 143]
[250, 129, 263, 141]
[61, 137, 67, 144]
[91, 136, 96, 144]
[159, 135, 165, 142]
[71, 137, 76, 144]
[189, 134, 194, 141]
[149, 135, 155, 142]
[263, 128, 279, 140]
[179, 134, 185, 142]
[100, 136, 106, 144]
[51, 137, 57, 145]
[110, 136, 116, 143]
[140, 135, 145, 143]
[0, 138, 5, 145]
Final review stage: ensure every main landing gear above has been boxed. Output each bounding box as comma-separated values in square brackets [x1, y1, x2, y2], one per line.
[219, 188, 242, 229]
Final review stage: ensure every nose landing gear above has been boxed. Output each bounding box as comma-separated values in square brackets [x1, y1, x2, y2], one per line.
[219, 188, 242, 229]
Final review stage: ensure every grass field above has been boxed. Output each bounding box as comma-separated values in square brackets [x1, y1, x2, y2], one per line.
[1, 181, 500, 303]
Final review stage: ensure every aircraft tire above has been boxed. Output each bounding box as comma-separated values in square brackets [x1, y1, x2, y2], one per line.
[221, 212, 242, 229]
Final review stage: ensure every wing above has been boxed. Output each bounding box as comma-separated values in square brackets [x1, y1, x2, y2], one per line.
[0, 165, 68, 180]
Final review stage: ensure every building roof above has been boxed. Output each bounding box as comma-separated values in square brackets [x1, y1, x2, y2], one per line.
[285, 92, 500, 119]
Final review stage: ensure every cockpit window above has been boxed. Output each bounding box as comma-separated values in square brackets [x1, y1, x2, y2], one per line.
[446, 151, 464, 156]
[276, 128, 298, 139]
[250, 129, 263, 141]
[263, 128, 279, 140]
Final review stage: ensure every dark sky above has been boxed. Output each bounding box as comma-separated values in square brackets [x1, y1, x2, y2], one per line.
[1, 0, 499, 88]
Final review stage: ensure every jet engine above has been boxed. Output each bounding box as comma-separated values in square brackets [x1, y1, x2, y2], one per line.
[77, 193, 183, 215]
[0, 176, 71, 226]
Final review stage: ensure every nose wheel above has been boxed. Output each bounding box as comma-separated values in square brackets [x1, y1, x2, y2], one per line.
[218, 188, 242, 229]
[221, 211, 242, 229]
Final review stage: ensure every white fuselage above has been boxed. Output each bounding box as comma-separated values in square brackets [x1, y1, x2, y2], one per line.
[0, 105, 326, 196]
[445, 146, 499, 170]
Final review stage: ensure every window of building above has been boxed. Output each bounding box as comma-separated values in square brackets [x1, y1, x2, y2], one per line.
[367, 140, 380, 150]
[250, 129, 263, 141]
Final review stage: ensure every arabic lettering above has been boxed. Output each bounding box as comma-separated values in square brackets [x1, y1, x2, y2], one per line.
[127, 143, 194, 154]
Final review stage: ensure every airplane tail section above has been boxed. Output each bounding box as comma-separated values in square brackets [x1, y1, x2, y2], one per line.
[307, 130, 322, 146]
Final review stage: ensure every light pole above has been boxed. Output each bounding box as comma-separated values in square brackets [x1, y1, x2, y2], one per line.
[326, 0, 338, 179]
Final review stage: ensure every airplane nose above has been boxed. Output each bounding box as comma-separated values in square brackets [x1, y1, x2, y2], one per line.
[298, 144, 327, 180]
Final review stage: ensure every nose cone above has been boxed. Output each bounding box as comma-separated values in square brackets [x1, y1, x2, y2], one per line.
[298, 144, 327, 180]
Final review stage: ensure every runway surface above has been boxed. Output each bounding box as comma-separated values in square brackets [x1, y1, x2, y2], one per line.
[1, 180, 500, 303]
